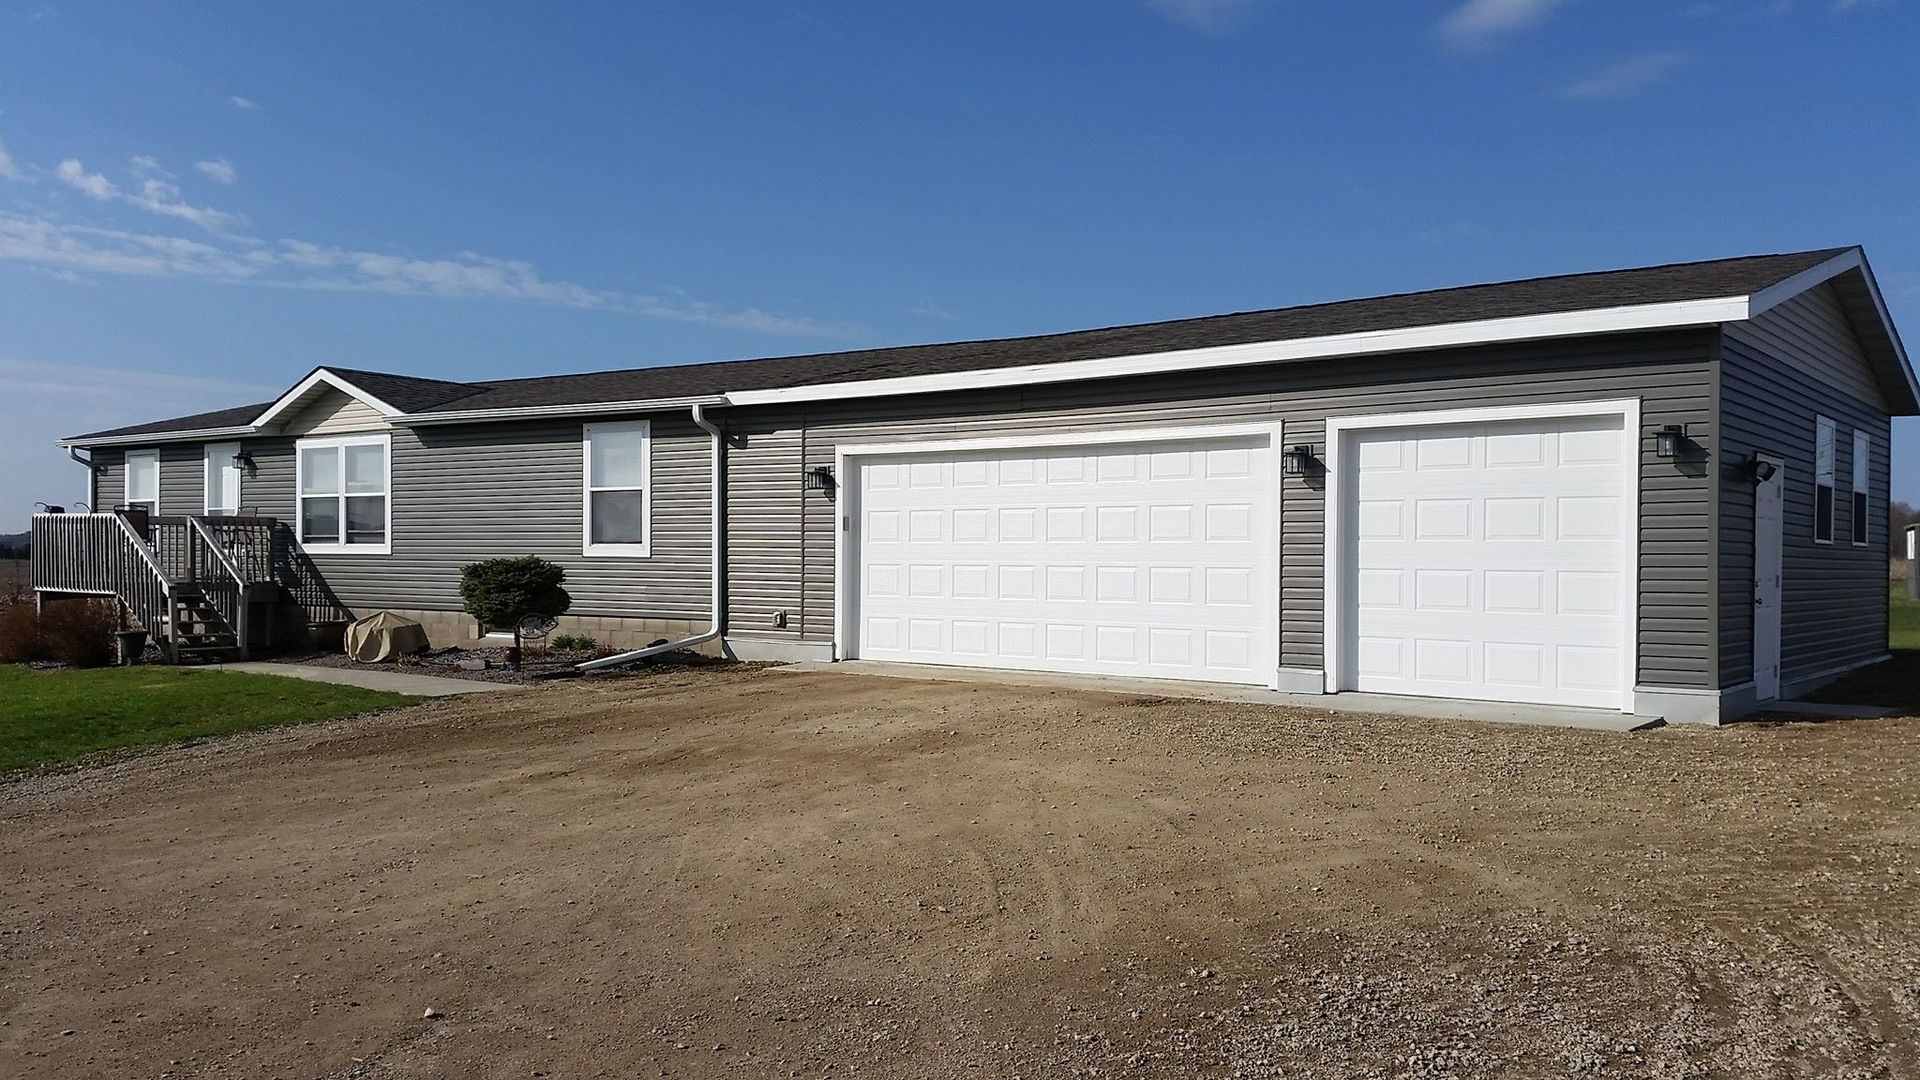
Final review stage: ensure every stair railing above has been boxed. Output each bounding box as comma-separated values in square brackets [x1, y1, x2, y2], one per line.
[187, 516, 251, 659]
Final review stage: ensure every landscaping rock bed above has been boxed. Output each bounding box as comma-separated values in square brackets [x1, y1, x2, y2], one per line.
[263, 644, 733, 685]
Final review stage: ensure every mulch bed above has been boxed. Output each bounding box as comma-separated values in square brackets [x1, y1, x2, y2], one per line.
[263, 645, 737, 685]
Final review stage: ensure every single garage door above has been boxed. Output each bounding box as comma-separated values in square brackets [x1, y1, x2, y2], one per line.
[1346, 414, 1631, 709]
[850, 435, 1276, 685]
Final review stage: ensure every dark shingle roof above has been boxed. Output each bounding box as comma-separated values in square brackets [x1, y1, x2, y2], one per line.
[73, 401, 276, 441]
[69, 248, 1855, 440]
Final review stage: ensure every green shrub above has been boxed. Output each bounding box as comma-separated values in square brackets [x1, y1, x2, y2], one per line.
[457, 556, 571, 649]
[0, 583, 44, 663]
[550, 633, 598, 651]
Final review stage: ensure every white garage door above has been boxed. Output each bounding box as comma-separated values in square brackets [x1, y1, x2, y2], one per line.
[1346, 414, 1631, 709]
[850, 436, 1276, 685]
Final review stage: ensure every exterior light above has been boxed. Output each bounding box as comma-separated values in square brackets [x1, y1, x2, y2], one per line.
[1654, 424, 1688, 459]
[1282, 445, 1316, 477]
[803, 465, 836, 491]
[1745, 455, 1777, 484]
[232, 449, 255, 472]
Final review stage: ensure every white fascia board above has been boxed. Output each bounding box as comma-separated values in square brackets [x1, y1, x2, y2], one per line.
[250, 368, 408, 430]
[59, 425, 257, 449]
[723, 295, 1752, 407]
[394, 395, 727, 426]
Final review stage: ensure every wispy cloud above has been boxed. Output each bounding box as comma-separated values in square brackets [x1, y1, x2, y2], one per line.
[911, 296, 960, 320]
[194, 158, 237, 185]
[0, 213, 854, 338]
[0, 135, 19, 182]
[1435, 0, 1569, 50]
[1557, 51, 1689, 98]
[228, 95, 258, 110]
[1143, 0, 1264, 33]
[53, 157, 241, 230]
[130, 154, 170, 179]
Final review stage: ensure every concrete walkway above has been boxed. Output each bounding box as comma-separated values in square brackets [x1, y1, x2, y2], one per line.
[774, 660, 1663, 732]
[203, 661, 525, 697]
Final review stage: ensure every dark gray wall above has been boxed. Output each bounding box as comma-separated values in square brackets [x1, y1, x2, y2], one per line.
[1718, 285, 1891, 690]
[87, 414, 716, 621]
[723, 330, 1720, 690]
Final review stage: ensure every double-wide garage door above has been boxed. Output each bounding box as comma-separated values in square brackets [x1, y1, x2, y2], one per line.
[845, 412, 1632, 708]
[850, 436, 1277, 685]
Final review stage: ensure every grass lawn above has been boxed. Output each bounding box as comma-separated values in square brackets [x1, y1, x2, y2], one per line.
[0, 666, 419, 774]
[1894, 584, 1920, 652]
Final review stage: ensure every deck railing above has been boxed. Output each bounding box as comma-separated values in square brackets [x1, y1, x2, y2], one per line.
[187, 517, 252, 657]
[30, 513, 173, 637]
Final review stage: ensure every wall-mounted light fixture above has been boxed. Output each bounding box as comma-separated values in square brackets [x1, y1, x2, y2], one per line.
[231, 449, 256, 473]
[1654, 424, 1690, 459]
[1743, 454, 1778, 485]
[803, 464, 836, 491]
[1282, 444, 1317, 477]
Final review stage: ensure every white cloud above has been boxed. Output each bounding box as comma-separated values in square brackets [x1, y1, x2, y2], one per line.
[50, 157, 241, 230]
[1143, 0, 1263, 33]
[1436, 0, 1569, 49]
[0, 212, 854, 338]
[0, 134, 22, 182]
[54, 158, 117, 200]
[911, 296, 960, 320]
[129, 154, 171, 179]
[229, 95, 258, 110]
[194, 158, 237, 184]
[1558, 51, 1690, 98]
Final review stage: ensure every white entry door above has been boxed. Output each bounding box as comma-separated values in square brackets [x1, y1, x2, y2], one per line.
[1345, 413, 1632, 709]
[848, 435, 1277, 685]
[204, 442, 242, 515]
[1752, 456, 1784, 701]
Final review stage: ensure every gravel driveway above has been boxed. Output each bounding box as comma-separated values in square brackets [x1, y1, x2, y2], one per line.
[2, 665, 1917, 1077]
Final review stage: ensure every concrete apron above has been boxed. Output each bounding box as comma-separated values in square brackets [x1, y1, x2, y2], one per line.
[774, 660, 1664, 733]
[196, 661, 526, 697]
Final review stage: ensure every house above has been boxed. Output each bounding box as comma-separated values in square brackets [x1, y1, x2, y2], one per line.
[35, 246, 1914, 723]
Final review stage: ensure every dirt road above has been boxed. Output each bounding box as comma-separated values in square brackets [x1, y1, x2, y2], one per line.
[3, 666, 1918, 1077]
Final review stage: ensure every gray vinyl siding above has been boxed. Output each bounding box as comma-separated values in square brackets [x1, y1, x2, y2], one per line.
[1718, 286, 1891, 689]
[725, 329, 1719, 689]
[88, 415, 716, 622]
[86, 445, 201, 514]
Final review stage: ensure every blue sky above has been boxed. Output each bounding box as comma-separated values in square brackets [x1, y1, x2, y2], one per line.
[2, 0, 1916, 530]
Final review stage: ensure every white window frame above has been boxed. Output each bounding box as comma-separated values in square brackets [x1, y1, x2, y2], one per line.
[1852, 429, 1871, 547]
[1814, 415, 1835, 545]
[204, 441, 242, 516]
[582, 420, 652, 557]
[294, 432, 392, 555]
[123, 449, 160, 515]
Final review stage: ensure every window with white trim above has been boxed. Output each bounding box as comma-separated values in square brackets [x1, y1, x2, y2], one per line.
[1852, 430, 1871, 546]
[204, 441, 242, 515]
[297, 433, 390, 553]
[124, 450, 159, 515]
[583, 420, 650, 556]
[1814, 416, 1835, 544]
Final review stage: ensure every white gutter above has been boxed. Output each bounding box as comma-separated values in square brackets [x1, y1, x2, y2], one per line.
[577, 402, 725, 671]
[59, 425, 257, 449]
[396, 395, 727, 426]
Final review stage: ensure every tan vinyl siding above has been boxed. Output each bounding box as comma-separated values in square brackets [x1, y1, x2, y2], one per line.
[726, 329, 1718, 689]
[1718, 286, 1891, 689]
[278, 387, 393, 436]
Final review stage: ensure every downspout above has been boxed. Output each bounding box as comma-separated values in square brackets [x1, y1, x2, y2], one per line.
[577, 403, 725, 671]
[69, 447, 102, 510]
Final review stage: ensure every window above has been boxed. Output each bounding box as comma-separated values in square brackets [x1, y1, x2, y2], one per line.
[1852, 430, 1871, 546]
[1814, 416, 1835, 544]
[296, 433, 390, 554]
[124, 450, 159, 515]
[204, 441, 241, 515]
[583, 420, 650, 556]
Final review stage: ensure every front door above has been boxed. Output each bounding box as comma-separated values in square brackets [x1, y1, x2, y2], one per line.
[204, 442, 242, 515]
[1753, 456, 1784, 701]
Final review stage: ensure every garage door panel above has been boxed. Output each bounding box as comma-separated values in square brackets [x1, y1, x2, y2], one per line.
[855, 437, 1276, 685]
[1349, 414, 1629, 709]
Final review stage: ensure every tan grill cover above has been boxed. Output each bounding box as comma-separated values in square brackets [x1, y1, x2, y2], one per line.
[344, 611, 430, 663]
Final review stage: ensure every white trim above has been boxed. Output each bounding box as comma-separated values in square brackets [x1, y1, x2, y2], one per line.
[397, 395, 726, 426]
[832, 421, 1287, 688]
[252, 368, 408, 431]
[728, 298, 1750, 408]
[203, 441, 242, 515]
[293, 432, 393, 556]
[122, 448, 160, 514]
[582, 419, 653, 557]
[61, 425, 255, 449]
[1322, 397, 1642, 713]
[1751, 248, 1919, 412]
